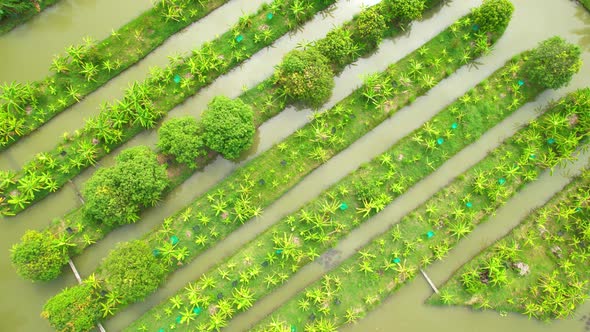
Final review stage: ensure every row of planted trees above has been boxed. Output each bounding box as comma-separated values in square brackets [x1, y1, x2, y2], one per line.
[0, 0, 336, 216]
[22, 0, 499, 330]
[255, 72, 588, 332]
[10, 95, 255, 282]
[7, 0, 420, 285]
[0, 0, 239, 150]
[11, 0, 586, 330]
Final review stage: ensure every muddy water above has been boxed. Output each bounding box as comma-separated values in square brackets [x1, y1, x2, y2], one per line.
[1, 0, 589, 332]
[0, 0, 271, 170]
[0, 0, 153, 83]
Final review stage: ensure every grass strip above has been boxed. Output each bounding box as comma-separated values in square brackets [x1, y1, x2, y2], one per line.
[45, 3, 511, 327]
[0, 0, 231, 150]
[430, 167, 590, 320]
[252, 88, 590, 331]
[0, 0, 336, 216]
[24, 0, 449, 279]
[0, 0, 60, 35]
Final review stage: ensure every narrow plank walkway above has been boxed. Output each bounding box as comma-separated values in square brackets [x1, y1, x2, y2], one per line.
[420, 269, 439, 295]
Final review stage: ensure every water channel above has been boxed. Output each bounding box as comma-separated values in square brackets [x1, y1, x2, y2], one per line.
[0, 0, 589, 331]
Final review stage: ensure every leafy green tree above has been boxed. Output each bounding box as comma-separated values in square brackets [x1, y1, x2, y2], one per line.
[82, 146, 168, 228]
[316, 27, 359, 66]
[384, 0, 427, 23]
[471, 0, 514, 33]
[201, 96, 255, 160]
[10, 230, 70, 281]
[99, 240, 168, 304]
[157, 116, 206, 169]
[42, 283, 102, 332]
[273, 48, 334, 108]
[523, 36, 582, 89]
[354, 5, 387, 47]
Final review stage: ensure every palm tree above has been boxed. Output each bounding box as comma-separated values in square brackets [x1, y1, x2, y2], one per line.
[232, 286, 255, 310]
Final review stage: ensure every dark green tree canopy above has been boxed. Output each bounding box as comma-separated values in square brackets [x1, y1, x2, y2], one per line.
[99, 240, 168, 304]
[42, 283, 102, 332]
[10, 230, 70, 282]
[82, 146, 169, 228]
[523, 36, 582, 89]
[157, 116, 206, 169]
[385, 0, 427, 23]
[202, 95, 255, 160]
[273, 48, 335, 109]
[472, 0, 514, 33]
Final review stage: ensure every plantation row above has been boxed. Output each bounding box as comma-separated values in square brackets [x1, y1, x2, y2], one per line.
[0, 0, 248, 151]
[253, 88, 589, 331]
[431, 161, 590, 318]
[0, 0, 59, 35]
[0, 0, 336, 216]
[127, 4, 528, 331]
[0, 0, 232, 150]
[10, 0, 446, 283]
[37, 1, 588, 331]
[35, 1, 524, 328]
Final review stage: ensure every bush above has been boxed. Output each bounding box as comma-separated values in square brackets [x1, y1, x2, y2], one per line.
[471, 0, 514, 33]
[99, 240, 168, 304]
[158, 116, 206, 169]
[354, 5, 387, 47]
[202, 95, 255, 160]
[10, 230, 70, 281]
[42, 284, 102, 332]
[83, 146, 168, 228]
[273, 48, 335, 109]
[385, 0, 426, 22]
[316, 27, 359, 66]
[523, 36, 582, 89]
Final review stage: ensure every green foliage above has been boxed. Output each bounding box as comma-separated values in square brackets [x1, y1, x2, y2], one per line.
[201, 96, 255, 160]
[354, 5, 387, 47]
[99, 240, 168, 304]
[158, 116, 206, 169]
[0, 0, 35, 20]
[10, 230, 70, 281]
[522, 36, 582, 89]
[273, 48, 335, 109]
[471, 0, 514, 33]
[385, 0, 427, 22]
[42, 283, 102, 332]
[316, 27, 359, 66]
[82, 146, 168, 228]
[353, 174, 383, 203]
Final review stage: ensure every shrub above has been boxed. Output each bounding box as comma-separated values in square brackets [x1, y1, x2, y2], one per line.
[99, 240, 168, 304]
[42, 284, 102, 332]
[385, 0, 426, 23]
[354, 5, 387, 47]
[202, 95, 255, 160]
[82, 146, 168, 228]
[273, 48, 335, 109]
[523, 36, 582, 89]
[10, 230, 70, 281]
[316, 27, 359, 66]
[471, 0, 514, 33]
[158, 116, 206, 169]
